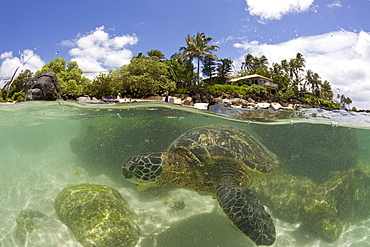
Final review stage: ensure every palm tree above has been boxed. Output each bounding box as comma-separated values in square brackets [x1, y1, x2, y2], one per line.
[146, 50, 166, 61]
[241, 54, 254, 72]
[305, 70, 322, 96]
[257, 55, 269, 69]
[320, 80, 333, 100]
[280, 59, 289, 74]
[179, 32, 219, 84]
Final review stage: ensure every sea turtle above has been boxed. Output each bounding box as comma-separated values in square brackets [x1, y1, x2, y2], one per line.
[122, 124, 278, 245]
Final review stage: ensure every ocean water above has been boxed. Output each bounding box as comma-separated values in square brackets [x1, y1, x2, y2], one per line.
[0, 101, 369, 247]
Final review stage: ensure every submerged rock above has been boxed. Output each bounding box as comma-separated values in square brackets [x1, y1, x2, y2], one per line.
[300, 168, 370, 242]
[14, 209, 47, 246]
[54, 184, 140, 247]
[252, 170, 315, 223]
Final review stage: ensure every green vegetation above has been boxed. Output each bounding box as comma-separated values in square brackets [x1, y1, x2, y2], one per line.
[54, 183, 140, 247]
[37, 58, 90, 95]
[179, 32, 219, 84]
[110, 57, 176, 98]
[2, 31, 352, 107]
[1, 69, 33, 101]
[301, 168, 370, 242]
[205, 84, 267, 95]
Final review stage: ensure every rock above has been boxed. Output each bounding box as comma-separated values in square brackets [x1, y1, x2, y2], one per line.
[270, 103, 283, 110]
[300, 168, 370, 242]
[252, 170, 315, 223]
[247, 97, 255, 103]
[182, 99, 191, 105]
[25, 72, 62, 101]
[54, 184, 140, 247]
[14, 209, 47, 246]
[255, 103, 270, 109]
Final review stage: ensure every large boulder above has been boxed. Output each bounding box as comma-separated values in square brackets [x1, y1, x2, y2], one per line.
[25, 72, 62, 100]
[252, 170, 315, 223]
[54, 184, 140, 247]
[300, 168, 370, 242]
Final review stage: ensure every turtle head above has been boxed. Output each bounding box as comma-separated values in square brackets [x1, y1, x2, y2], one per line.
[122, 152, 164, 185]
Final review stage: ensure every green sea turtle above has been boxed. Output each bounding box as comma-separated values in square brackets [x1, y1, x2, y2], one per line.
[122, 124, 278, 245]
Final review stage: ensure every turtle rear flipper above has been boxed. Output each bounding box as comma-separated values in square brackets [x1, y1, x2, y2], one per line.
[216, 184, 276, 246]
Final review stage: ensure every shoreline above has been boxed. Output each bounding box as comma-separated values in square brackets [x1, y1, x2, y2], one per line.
[77, 95, 357, 112]
[2, 95, 368, 113]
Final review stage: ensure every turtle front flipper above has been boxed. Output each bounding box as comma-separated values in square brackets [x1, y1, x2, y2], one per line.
[216, 184, 276, 246]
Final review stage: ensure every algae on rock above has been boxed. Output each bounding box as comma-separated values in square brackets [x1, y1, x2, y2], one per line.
[54, 183, 140, 247]
[14, 209, 47, 246]
[252, 170, 315, 223]
[301, 168, 370, 242]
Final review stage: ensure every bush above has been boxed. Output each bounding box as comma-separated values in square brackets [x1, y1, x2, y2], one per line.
[176, 85, 198, 94]
[243, 84, 267, 95]
[205, 84, 246, 95]
[12, 92, 25, 102]
[278, 87, 298, 100]
[303, 97, 339, 108]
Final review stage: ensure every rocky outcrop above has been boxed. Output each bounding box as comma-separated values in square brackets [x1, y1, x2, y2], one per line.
[54, 184, 140, 247]
[25, 72, 62, 101]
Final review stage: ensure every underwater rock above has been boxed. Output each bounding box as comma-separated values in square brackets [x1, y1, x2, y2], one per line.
[25, 72, 62, 101]
[14, 209, 47, 246]
[300, 167, 370, 242]
[252, 123, 358, 183]
[252, 170, 315, 223]
[54, 183, 140, 247]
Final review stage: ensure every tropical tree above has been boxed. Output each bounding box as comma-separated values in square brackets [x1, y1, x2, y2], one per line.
[38, 58, 90, 95]
[241, 54, 254, 72]
[202, 57, 217, 84]
[6, 69, 33, 101]
[254, 55, 268, 71]
[216, 58, 233, 84]
[240, 54, 269, 75]
[89, 73, 115, 98]
[165, 53, 196, 88]
[288, 53, 306, 90]
[179, 32, 219, 84]
[146, 50, 166, 61]
[112, 57, 176, 98]
[320, 80, 333, 100]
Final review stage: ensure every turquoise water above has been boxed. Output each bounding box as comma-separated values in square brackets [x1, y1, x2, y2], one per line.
[0, 101, 370, 247]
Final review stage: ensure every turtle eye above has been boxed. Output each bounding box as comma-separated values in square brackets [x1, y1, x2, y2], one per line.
[128, 164, 136, 172]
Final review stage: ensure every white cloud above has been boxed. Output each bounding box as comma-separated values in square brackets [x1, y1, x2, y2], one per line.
[327, 1, 342, 8]
[64, 26, 138, 77]
[233, 30, 370, 109]
[0, 49, 44, 84]
[245, 0, 314, 22]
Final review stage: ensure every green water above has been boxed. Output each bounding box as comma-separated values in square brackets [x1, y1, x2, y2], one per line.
[0, 101, 370, 247]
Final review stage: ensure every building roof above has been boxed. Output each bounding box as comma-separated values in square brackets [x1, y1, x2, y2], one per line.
[228, 74, 273, 83]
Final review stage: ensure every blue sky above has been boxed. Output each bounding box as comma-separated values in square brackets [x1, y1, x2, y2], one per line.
[1, 0, 370, 109]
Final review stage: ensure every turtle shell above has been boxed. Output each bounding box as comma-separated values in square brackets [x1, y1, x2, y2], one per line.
[168, 124, 278, 174]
